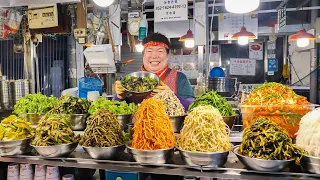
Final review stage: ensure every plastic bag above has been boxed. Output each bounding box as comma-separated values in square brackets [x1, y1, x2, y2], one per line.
[4, 9, 23, 37]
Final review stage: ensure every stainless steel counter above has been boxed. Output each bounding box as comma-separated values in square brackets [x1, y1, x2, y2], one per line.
[0, 145, 319, 180]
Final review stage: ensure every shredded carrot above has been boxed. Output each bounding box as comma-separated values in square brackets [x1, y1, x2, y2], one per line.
[131, 98, 175, 150]
[242, 82, 311, 138]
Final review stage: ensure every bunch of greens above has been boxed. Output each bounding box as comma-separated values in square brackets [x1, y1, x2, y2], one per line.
[188, 90, 235, 116]
[0, 115, 34, 141]
[121, 76, 158, 92]
[13, 93, 58, 115]
[32, 113, 80, 146]
[88, 98, 137, 115]
[239, 117, 303, 160]
[51, 95, 91, 114]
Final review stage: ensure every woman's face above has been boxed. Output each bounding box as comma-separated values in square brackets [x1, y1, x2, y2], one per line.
[143, 46, 168, 72]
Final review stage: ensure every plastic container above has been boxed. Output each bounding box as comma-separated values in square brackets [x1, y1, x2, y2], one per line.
[78, 77, 103, 99]
[138, 14, 148, 41]
[239, 104, 318, 138]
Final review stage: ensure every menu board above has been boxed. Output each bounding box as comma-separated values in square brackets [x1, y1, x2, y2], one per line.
[218, 13, 258, 41]
[249, 42, 263, 60]
[230, 58, 256, 76]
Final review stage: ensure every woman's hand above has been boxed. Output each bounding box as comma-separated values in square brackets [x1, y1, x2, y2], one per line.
[115, 81, 126, 99]
[151, 81, 171, 96]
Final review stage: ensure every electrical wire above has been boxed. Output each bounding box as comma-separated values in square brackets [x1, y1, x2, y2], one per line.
[288, 55, 304, 85]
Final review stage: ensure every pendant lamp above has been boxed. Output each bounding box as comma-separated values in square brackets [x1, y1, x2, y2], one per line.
[225, 0, 260, 14]
[93, 0, 114, 7]
[231, 16, 256, 45]
[289, 7, 316, 48]
[179, 19, 195, 48]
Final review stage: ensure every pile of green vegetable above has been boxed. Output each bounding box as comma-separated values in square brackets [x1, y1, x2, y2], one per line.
[32, 114, 80, 146]
[0, 115, 34, 141]
[80, 109, 124, 147]
[88, 98, 137, 115]
[51, 95, 91, 114]
[121, 76, 158, 92]
[188, 90, 235, 116]
[239, 117, 303, 160]
[13, 93, 58, 115]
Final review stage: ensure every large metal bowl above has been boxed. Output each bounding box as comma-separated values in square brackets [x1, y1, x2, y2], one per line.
[169, 115, 186, 133]
[121, 72, 160, 104]
[126, 143, 174, 164]
[20, 113, 44, 125]
[222, 115, 237, 129]
[121, 71, 160, 94]
[301, 154, 320, 174]
[71, 114, 88, 131]
[0, 138, 32, 156]
[82, 145, 125, 160]
[232, 145, 295, 172]
[31, 142, 78, 158]
[177, 147, 229, 169]
[115, 114, 132, 131]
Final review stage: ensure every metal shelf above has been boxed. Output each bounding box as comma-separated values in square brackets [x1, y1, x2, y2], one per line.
[0, 148, 319, 180]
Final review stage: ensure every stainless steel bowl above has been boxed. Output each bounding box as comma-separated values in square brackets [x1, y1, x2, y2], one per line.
[169, 115, 186, 133]
[82, 145, 125, 160]
[222, 115, 237, 129]
[121, 72, 160, 104]
[301, 154, 320, 174]
[116, 114, 132, 131]
[177, 147, 229, 168]
[31, 142, 78, 157]
[20, 113, 44, 125]
[126, 144, 174, 164]
[0, 138, 32, 156]
[71, 114, 88, 131]
[232, 145, 294, 172]
[121, 71, 160, 94]
[127, 123, 134, 139]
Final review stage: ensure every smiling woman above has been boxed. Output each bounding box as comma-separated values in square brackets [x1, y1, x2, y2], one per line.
[114, 33, 194, 110]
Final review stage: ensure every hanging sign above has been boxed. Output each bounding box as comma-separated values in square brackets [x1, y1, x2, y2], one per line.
[277, 5, 286, 30]
[230, 58, 256, 76]
[249, 42, 263, 60]
[154, 0, 188, 22]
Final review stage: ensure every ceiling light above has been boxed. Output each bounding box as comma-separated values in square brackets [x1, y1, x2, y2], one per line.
[225, 0, 260, 14]
[289, 29, 316, 48]
[93, 0, 114, 7]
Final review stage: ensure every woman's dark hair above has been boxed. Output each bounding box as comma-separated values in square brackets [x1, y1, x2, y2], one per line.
[142, 32, 170, 54]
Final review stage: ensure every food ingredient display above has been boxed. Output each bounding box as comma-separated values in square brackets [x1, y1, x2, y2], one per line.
[121, 76, 158, 92]
[153, 90, 185, 116]
[239, 117, 302, 160]
[0, 115, 34, 141]
[241, 82, 311, 138]
[13, 93, 58, 115]
[296, 108, 320, 157]
[51, 95, 91, 114]
[88, 98, 137, 115]
[177, 105, 231, 152]
[32, 114, 80, 146]
[131, 98, 175, 150]
[80, 109, 124, 147]
[189, 90, 235, 116]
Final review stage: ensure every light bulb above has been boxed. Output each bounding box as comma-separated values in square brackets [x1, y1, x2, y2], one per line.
[237, 36, 249, 45]
[225, 0, 260, 14]
[185, 39, 195, 48]
[297, 38, 310, 47]
[136, 43, 144, 52]
[93, 0, 114, 7]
